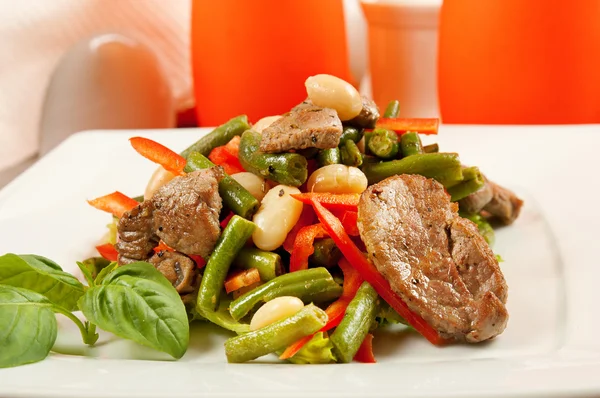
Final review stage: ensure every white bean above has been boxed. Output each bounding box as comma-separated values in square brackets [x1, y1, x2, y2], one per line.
[307, 164, 368, 194]
[144, 166, 176, 200]
[305, 74, 362, 121]
[252, 185, 303, 251]
[230, 172, 268, 202]
[250, 296, 305, 331]
[253, 115, 282, 133]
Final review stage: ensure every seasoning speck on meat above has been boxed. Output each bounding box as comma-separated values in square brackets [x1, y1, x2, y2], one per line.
[116, 200, 157, 265]
[357, 174, 508, 343]
[259, 106, 342, 153]
[153, 168, 224, 258]
[149, 251, 197, 293]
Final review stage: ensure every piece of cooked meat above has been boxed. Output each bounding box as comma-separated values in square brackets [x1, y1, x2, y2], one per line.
[291, 98, 316, 112]
[116, 200, 158, 265]
[347, 96, 380, 128]
[259, 106, 343, 153]
[149, 251, 197, 293]
[459, 179, 494, 214]
[357, 174, 508, 343]
[152, 168, 223, 258]
[460, 177, 523, 225]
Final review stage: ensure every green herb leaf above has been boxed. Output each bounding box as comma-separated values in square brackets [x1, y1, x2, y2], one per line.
[94, 261, 118, 285]
[78, 262, 189, 359]
[76, 262, 95, 287]
[0, 286, 58, 368]
[0, 254, 84, 311]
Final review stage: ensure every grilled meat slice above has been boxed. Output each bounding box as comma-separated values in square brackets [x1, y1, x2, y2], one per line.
[460, 178, 523, 225]
[116, 200, 157, 265]
[149, 250, 197, 293]
[347, 96, 380, 129]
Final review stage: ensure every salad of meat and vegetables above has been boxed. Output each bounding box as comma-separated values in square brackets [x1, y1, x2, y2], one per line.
[0, 74, 523, 368]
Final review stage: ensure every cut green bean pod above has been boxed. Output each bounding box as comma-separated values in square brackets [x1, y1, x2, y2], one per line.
[224, 304, 328, 363]
[233, 247, 283, 282]
[196, 216, 256, 313]
[197, 297, 251, 335]
[447, 166, 485, 201]
[368, 128, 399, 159]
[238, 130, 308, 187]
[229, 267, 342, 321]
[383, 100, 400, 118]
[423, 143, 439, 153]
[185, 152, 259, 219]
[317, 148, 341, 167]
[310, 238, 342, 268]
[340, 140, 363, 167]
[181, 115, 251, 159]
[338, 126, 364, 146]
[362, 152, 463, 186]
[400, 131, 423, 157]
[330, 282, 380, 363]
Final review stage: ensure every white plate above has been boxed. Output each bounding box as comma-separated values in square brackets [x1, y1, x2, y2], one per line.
[0, 125, 599, 398]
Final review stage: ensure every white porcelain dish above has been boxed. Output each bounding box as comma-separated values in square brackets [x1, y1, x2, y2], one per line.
[0, 125, 599, 398]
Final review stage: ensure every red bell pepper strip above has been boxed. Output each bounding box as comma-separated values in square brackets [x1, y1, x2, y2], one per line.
[224, 268, 261, 294]
[289, 224, 328, 272]
[280, 257, 363, 360]
[220, 212, 235, 229]
[375, 118, 439, 135]
[290, 193, 360, 212]
[189, 255, 207, 269]
[354, 333, 376, 363]
[153, 240, 175, 254]
[223, 136, 241, 158]
[310, 198, 445, 346]
[88, 191, 138, 218]
[96, 243, 119, 262]
[129, 137, 186, 175]
[208, 146, 245, 175]
[283, 205, 316, 253]
[340, 211, 359, 236]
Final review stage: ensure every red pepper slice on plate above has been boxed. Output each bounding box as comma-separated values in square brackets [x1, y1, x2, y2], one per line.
[223, 136, 241, 158]
[310, 198, 445, 346]
[224, 268, 261, 294]
[354, 333, 376, 363]
[340, 211, 359, 236]
[283, 205, 316, 253]
[208, 146, 245, 175]
[95, 243, 119, 262]
[375, 118, 439, 135]
[289, 224, 328, 272]
[87, 191, 138, 218]
[290, 193, 360, 212]
[129, 137, 186, 175]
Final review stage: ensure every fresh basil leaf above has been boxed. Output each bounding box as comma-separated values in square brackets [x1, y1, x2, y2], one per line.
[94, 262, 118, 285]
[76, 262, 95, 287]
[80, 257, 111, 280]
[0, 285, 58, 368]
[0, 254, 84, 311]
[78, 262, 189, 359]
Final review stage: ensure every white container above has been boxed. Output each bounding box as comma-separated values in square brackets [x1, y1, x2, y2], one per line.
[361, 0, 441, 117]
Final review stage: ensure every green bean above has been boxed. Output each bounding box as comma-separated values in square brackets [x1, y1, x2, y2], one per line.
[363, 132, 373, 155]
[233, 248, 283, 282]
[383, 100, 400, 118]
[181, 115, 251, 159]
[184, 152, 259, 219]
[447, 166, 485, 201]
[310, 238, 342, 268]
[459, 211, 495, 247]
[229, 267, 342, 321]
[338, 126, 364, 146]
[317, 148, 341, 167]
[196, 216, 256, 313]
[340, 140, 363, 167]
[423, 143, 439, 153]
[400, 131, 423, 157]
[238, 130, 308, 187]
[330, 282, 380, 363]
[224, 304, 328, 363]
[362, 152, 463, 187]
[197, 298, 251, 335]
[368, 128, 399, 159]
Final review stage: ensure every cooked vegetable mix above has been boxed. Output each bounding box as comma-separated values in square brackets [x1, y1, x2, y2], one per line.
[0, 73, 523, 367]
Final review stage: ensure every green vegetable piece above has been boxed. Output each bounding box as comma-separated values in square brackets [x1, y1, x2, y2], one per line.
[229, 267, 342, 321]
[341, 140, 364, 167]
[94, 261, 118, 284]
[78, 262, 189, 359]
[185, 152, 259, 219]
[423, 143, 439, 153]
[447, 166, 486, 202]
[197, 297, 251, 335]
[330, 282, 380, 363]
[362, 152, 463, 186]
[310, 238, 342, 268]
[367, 128, 399, 159]
[460, 211, 496, 247]
[400, 131, 423, 157]
[317, 148, 341, 167]
[284, 332, 336, 364]
[224, 304, 328, 363]
[0, 286, 58, 368]
[233, 248, 283, 282]
[196, 216, 256, 312]
[338, 126, 364, 146]
[181, 115, 251, 159]
[376, 301, 408, 327]
[238, 130, 308, 187]
[383, 100, 400, 118]
[0, 254, 84, 311]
